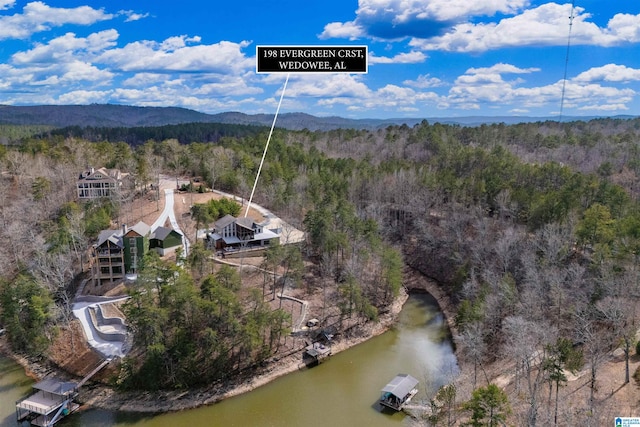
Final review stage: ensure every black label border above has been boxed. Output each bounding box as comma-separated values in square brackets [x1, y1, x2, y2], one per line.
[256, 45, 368, 74]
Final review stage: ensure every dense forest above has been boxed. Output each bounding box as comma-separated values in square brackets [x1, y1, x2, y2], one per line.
[42, 122, 268, 146]
[1, 116, 640, 424]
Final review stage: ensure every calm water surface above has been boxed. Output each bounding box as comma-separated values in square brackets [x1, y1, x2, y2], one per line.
[0, 357, 35, 427]
[2, 293, 457, 427]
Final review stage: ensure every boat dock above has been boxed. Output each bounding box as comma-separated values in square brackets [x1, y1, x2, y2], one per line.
[302, 329, 334, 366]
[379, 374, 419, 411]
[303, 341, 332, 365]
[16, 359, 111, 426]
[16, 379, 79, 427]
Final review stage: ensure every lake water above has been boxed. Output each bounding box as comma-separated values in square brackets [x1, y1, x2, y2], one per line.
[0, 356, 35, 427]
[2, 293, 457, 427]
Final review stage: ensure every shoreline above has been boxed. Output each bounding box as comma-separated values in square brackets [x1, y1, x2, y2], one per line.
[2, 268, 464, 415]
[78, 289, 410, 413]
[1, 288, 412, 414]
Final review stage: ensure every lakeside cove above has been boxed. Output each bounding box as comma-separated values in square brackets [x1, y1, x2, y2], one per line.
[77, 289, 412, 414]
[1, 279, 460, 426]
[87, 268, 463, 414]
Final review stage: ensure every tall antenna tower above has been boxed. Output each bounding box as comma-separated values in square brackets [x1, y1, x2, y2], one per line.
[559, 1, 576, 122]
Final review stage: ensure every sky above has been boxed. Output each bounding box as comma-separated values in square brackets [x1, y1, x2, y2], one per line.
[1, 0, 640, 119]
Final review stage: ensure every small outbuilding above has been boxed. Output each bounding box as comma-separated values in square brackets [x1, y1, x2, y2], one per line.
[379, 374, 419, 411]
[149, 226, 183, 256]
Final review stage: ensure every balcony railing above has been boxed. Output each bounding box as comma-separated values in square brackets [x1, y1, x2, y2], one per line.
[96, 250, 123, 256]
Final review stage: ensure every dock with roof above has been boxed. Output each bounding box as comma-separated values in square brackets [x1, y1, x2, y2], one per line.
[16, 379, 79, 427]
[379, 374, 419, 411]
[16, 359, 111, 426]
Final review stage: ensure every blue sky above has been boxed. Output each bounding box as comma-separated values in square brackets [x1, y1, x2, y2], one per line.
[1, 1, 639, 119]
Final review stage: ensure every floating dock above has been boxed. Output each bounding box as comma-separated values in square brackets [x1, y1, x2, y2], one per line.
[379, 374, 419, 411]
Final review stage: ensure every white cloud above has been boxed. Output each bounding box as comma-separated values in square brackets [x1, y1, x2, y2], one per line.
[311, 75, 441, 113]
[119, 10, 150, 22]
[193, 76, 263, 97]
[574, 64, 640, 83]
[579, 103, 629, 112]
[466, 63, 540, 75]
[160, 35, 202, 51]
[57, 90, 111, 104]
[12, 30, 119, 64]
[446, 63, 636, 113]
[122, 73, 168, 86]
[97, 38, 253, 74]
[0, 28, 116, 98]
[403, 74, 444, 89]
[322, 2, 640, 53]
[0, 1, 113, 40]
[0, 63, 33, 87]
[59, 60, 113, 83]
[451, 64, 539, 96]
[378, 84, 433, 101]
[358, 0, 529, 23]
[319, 21, 364, 40]
[0, 0, 15, 10]
[108, 86, 259, 112]
[321, 85, 441, 111]
[410, 3, 640, 52]
[321, 0, 531, 40]
[286, 74, 372, 98]
[605, 13, 640, 44]
[369, 50, 426, 64]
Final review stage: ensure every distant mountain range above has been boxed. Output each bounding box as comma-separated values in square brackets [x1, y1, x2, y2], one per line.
[0, 104, 636, 131]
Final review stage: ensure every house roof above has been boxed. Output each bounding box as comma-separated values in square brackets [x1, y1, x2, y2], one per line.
[235, 217, 255, 230]
[214, 215, 260, 232]
[97, 221, 150, 246]
[254, 229, 279, 240]
[151, 226, 182, 241]
[214, 214, 236, 230]
[127, 221, 150, 237]
[79, 166, 131, 180]
[223, 236, 241, 245]
[381, 374, 419, 399]
[96, 229, 122, 247]
[33, 379, 77, 395]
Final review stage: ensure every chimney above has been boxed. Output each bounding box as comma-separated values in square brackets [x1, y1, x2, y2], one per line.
[122, 223, 127, 235]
